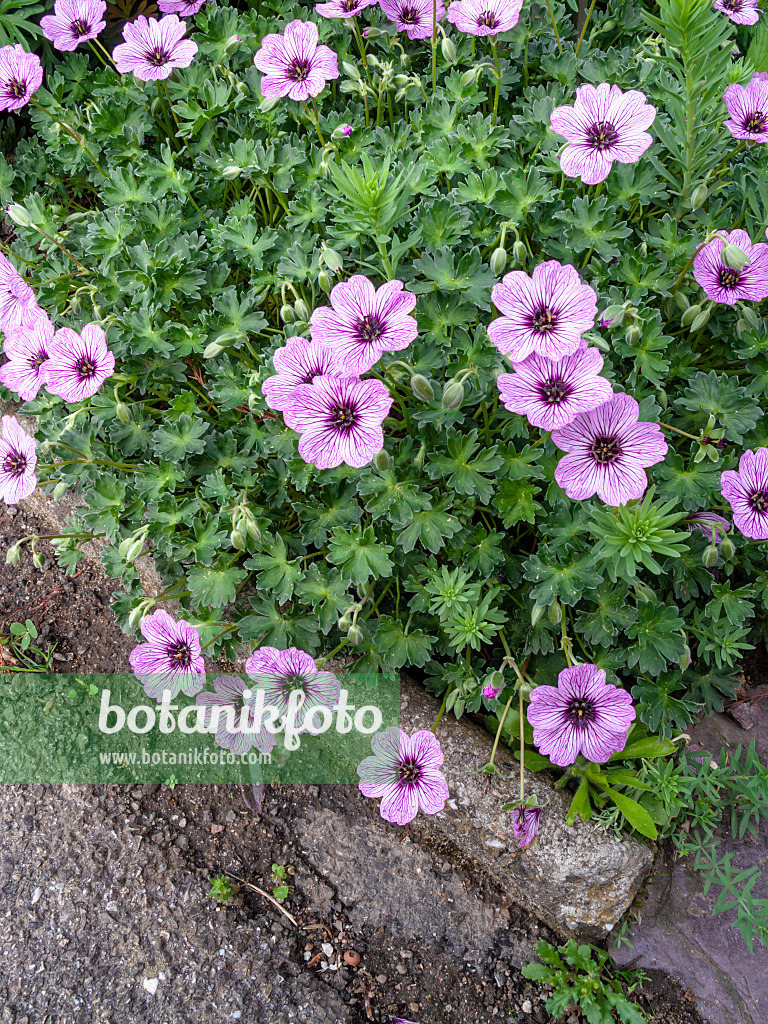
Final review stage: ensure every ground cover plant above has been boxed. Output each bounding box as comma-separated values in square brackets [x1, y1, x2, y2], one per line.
[1, 0, 768, 948]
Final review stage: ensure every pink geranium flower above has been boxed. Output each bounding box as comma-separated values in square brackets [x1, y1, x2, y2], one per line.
[196, 674, 276, 757]
[0, 44, 43, 111]
[446, 0, 523, 35]
[0, 316, 55, 401]
[40, 0, 107, 51]
[357, 727, 450, 825]
[488, 261, 598, 363]
[511, 804, 542, 848]
[129, 608, 205, 701]
[244, 646, 340, 733]
[0, 254, 44, 333]
[552, 392, 668, 506]
[379, 0, 445, 39]
[157, 0, 207, 14]
[550, 83, 656, 185]
[315, 0, 376, 17]
[721, 448, 768, 540]
[693, 229, 768, 305]
[0, 414, 36, 505]
[262, 336, 358, 412]
[113, 14, 198, 81]
[43, 323, 115, 402]
[713, 0, 760, 23]
[310, 275, 418, 374]
[724, 74, 768, 143]
[253, 20, 339, 101]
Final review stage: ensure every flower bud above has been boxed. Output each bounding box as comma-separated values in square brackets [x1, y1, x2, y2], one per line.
[6, 204, 35, 228]
[400, 52, 411, 69]
[720, 535, 735, 560]
[203, 341, 225, 359]
[338, 613, 352, 632]
[5, 543, 21, 565]
[32, 550, 45, 569]
[689, 183, 708, 211]
[53, 481, 67, 499]
[116, 400, 131, 425]
[681, 303, 702, 326]
[547, 599, 562, 625]
[318, 270, 332, 294]
[674, 291, 690, 312]
[230, 528, 246, 551]
[374, 449, 390, 471]
[490, 246, 507, 276]
[362, 26, 382, 38]
[530, 603, 546, 626]
[441, 35, 457, 63]
[124, 536, 146, 563]
[741, 304, 760, 330]
[223, 34, 241, 55]
[460, 67, 478, 87]
[332, 124, 353, 140]
[322, 247, 343, 272]
[260, 95, 281, 112]
[600, 304, 625, 328]
[625, 323, 641, 346]
[393, 74, 410, 87]
[128, 603, 151, 630]
[441, 381, 464, 409]
[702, 543, 718, 567]
[220, 165, 242, 180]
[318, 160, 330, 177]
[721, 243, 750, 270]
[678, 642, 691, 671]
[347, 623, 364, 645]
[293, 299, 309, 322]
[280, 304, 295, 324]
[688, 307, 710, 333]
[410, 373, 435, 402]
[414, 441, 426, 471]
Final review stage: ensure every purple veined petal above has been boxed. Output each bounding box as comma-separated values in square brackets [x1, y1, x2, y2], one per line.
[446, 0, 523, 35]
[113, 13, 197, 81]
[721, 448, 768, 539]
[0, 414, 37, 504]
[40, 0, 107, 51]
[253, 19, 338, 103]
[693, 229, 768, 305]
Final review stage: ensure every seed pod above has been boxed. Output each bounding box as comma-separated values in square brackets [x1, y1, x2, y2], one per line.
[530, 603, 546, 626]
[6, 204, 35, 227]
[441, 381, 464, 410]
[280, 304, 295, 324]
[674, 291, 690, 312]
[203, 341, 225, 359]
[547, 600, 562, 625]
[720, 535, 735, 560]
[512, 240, 527, 265]
[53, 481, 67, 499]
[490, 246, 507, 276]
[230, 529, 246, 551]
[441, 35, 457, 64]
[689, 183, 708, 211]
[720, 243, 750, 270]
[688, 307, 710, 333]
[5, 543, 21, 565]
[681, 303, 702, 326]
[318, 270, 332, 294]
[702, 543, 719, 567]
[410, 373, 435, 402]
[625, 323, 641, 346]
[374, 449, 390, 471]
[220, 165, 242, 180]
[347, 623, 364, 645]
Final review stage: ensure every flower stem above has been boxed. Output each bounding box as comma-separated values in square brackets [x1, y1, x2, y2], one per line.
[432, 691, 448, 734]
[431, 0, 438, 94]
[201, 624, 237, 651]
[301, 99, 326, 146]
[575, 0, 597, 56]
[315, 637, 350, 668]
[658, 421, 700, 441]
[22, 222, 91, 275]
[543, 0, 562, 52]
[30, 100, 106, 178]
[488, 690, 514, 771]
[351, 18, 372, 125]
[490, 39, 501, 127]
[88, 41, 108, 68]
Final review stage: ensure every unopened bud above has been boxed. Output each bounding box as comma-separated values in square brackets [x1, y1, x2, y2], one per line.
[441, 35, 457, 63]
[490, 246, 507, 276]
[128, 603, 151, 630]
[441, 381, 464, 409]
[362, 26, 382, 38]
[223, 34, 241, 55]
[702, 543, 719, 567]
[5, 543, 21, 565]
[410, 374, 435, 402]
[393, 74, 410, 88]
[720, 535, 735, 560]
[331, 124, 353, 140]
[220, 165, 242, 180]
[531, 603, 546, 626]
[53, 481, 67, 499]
[322, 247, 343, 272]
[741, 304, 760, 330]
[374, 449, 390, 471]
[721, 243, 750, 270]
[318, 160, 330, 177]
[460, 67, 478, 87]
[688, 307, 710, 333]
[674, 291, 690, 312]
[124, 536, 146, 563]
[260, 95, 281, 112]
[203, 341, 225, 359]
[280, 304, 295, 324]
[116, 401, 131, 425]
[414, 441, 426, 471]
[689, 183, 708, 210]
[601, 304, 625, 328]
[32, 550, 45, 569]
[512, 240, 527, 264]
[293, 299, 309, 322]
[318, 270, 332, 293]
[338, 613, 352, 632]
[625, 323, 641, 346]
[347, 624, 364, 645]
[547, 600, 562, 625]
[678, 642, 691, 671]
[681, 303, 702, 326]
[6, 204, 35, 228]
[230, 529, 246, 551]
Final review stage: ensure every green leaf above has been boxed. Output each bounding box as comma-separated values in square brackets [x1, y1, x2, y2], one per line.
[245, 535, 303, 604]
[294, 486, 362, 546]
[493, 478, 542, 527]
[623, 603, 686, 675]
[373, 615, 434, 668]
[327, 526, 394, 585]
[523, 548, 603, 606]
[426, 429, 505, 504]
[567, 778, 592, 825]
[600, 785, 658, 840]
[747, 22, 768, 71]
[153, 414, 209, 461]
[294, 566, 350, 636]
[676, 371, 761, 442]
[396, 496, 462, 553]
[187, 564, 245, 609]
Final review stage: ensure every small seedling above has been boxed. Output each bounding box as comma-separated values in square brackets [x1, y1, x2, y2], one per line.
[68, 677, 100, 698]
[271, 863, 290, 901]
[209, 875, 235, 905]
[165, 774, 179, 789]
[1, 619, 57, 673]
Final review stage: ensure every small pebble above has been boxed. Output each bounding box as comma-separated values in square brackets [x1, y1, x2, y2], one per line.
[376, 974, 387, 984]
[396, 963, 408, 975]
[143, 978, 159, 996]
[321, 942, 334, 957]
[31, 888, 42, 905]
[522, 998, 533, 1013]
[343, 949, 360, 966]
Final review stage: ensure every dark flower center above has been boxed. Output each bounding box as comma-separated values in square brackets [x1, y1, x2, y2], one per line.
[167, 640, 192, 668]
[531, 306, 558, 333]
[332, 404, 357, 429]
[7, 79, 26, 99]
[540, 377, 570, 404]
[721, 0, 742, 9]
[288, 59, 312, 82]
[77, 357, 97, 379]
[147, 47, 170, 67]
[30, 349, 48, 371]
[749, 490, 768, 512]
[477, 10, 499, 27]
[586, 120, 619, 150]
[300, 363, 325, 384]
[70, 18, 91, 36]
[399, 759, 422, 785]
[3, 450, 27, 477]
[567, 697, 596, 727]
[743, 110, 768, 133]
[591, 434, 621, 464]
[356, 314, 384, 343]
[400, 6, 420, 22]
[718, 266, 741, 289]
[281, 671, 308, 693]
[341, 0, 358, 9]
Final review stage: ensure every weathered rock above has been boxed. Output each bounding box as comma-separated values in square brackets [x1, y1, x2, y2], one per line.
[399, 674, 653, 940]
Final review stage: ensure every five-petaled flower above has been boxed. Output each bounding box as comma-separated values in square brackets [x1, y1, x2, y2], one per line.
[693, 228, 768, 305]
[0, 253, 45, 333]
[721, 448, 768, 540]
[0, 315, 55, 401]
[550, 83, 656, 185]
[0, 415, 37, 505]
[157, 0, 207, 14]
[552, 392, 668, 506]
[511, 803, 542, 848]
[724, 73, 768, 143]
[379, 0, 446, 39]
[713, 0, 761, 23]
[0, 44, 43, 111]
[283, 375, 393, 469]
[244, 646, 340, 734]
[526, 663, 636, 767]
[113, 14, 198, 81]
[488, 261, 598, 364]
[129, 608, 205, 701]
[446, 0, 523, 35]
[357, 727, 450, 825]
[42, 323, 115, 402]
[496, 341, 613, 432]
[253, 19, 339, 101]
[262, 336, 358, 412]
[311, 275, 418, 374]
[196, 674, 276, 756]
[315, 0, 376, 18]
[41, 0, 107, 51]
